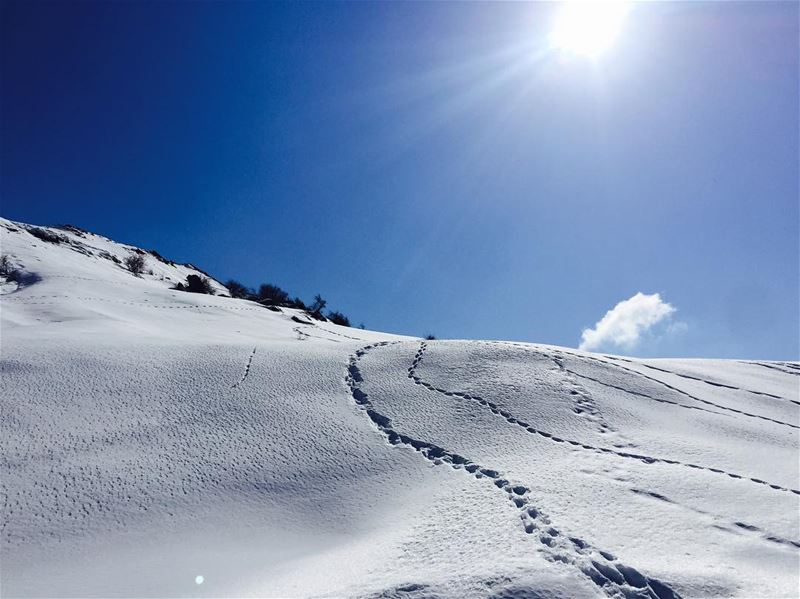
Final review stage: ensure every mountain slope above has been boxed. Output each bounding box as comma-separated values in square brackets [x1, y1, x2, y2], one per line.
[1, 219, 798, 598]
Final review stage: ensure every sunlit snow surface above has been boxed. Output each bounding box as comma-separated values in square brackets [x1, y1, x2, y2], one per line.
[1, 218, 798, 598]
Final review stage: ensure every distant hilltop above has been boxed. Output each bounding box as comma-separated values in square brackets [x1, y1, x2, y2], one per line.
[0, 217, 353, 326]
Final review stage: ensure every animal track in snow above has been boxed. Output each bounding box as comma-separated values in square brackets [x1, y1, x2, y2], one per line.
[347, 342, 681, 599]
[293, 325, 340, 343]
[628, 488, 800, 551]
[292, 322, 367, 343]
[409, 342, 800, 497]
[231, 347, 256, 389]
[604, 356, 789, 401]
[744, 361, 800, 383]
[483, 341, 799, 416]
[553, 350, 799, 430]
[0, 295, 271, 314]
[293, 326, 311, 341]
[314, 324, 366, 342]
[558, 365, 734, 419]
[548, 354, 633, 447]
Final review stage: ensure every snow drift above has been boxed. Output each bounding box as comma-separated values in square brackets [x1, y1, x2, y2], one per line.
[1, 218, 798, 598]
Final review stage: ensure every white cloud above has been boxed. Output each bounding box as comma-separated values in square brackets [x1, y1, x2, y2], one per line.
[579, 292, 680, 352]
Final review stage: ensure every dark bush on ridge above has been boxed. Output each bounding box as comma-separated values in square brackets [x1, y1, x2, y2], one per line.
[174, 274, 215, 295]
[258, 283, 290, 304]
[222, 276, 355, 328]
[226, 279, 252, 299]
[327, 311, 350, 327]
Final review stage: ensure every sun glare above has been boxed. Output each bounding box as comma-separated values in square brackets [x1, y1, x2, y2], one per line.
[550, 1, 630, 58]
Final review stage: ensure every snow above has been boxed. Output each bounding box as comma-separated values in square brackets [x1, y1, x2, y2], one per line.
[1, 218, 798, 598]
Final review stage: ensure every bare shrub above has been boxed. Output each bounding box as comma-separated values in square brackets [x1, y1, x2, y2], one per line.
[124, 253, 146, 275]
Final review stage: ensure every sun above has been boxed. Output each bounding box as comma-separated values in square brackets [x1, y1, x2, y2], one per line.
[550, 1, 630, 58]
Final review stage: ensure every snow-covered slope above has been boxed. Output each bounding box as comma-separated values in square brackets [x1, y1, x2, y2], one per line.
[1, 219, 798, 598]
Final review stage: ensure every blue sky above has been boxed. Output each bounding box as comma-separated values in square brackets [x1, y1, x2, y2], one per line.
[2, 1, 797, 359]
